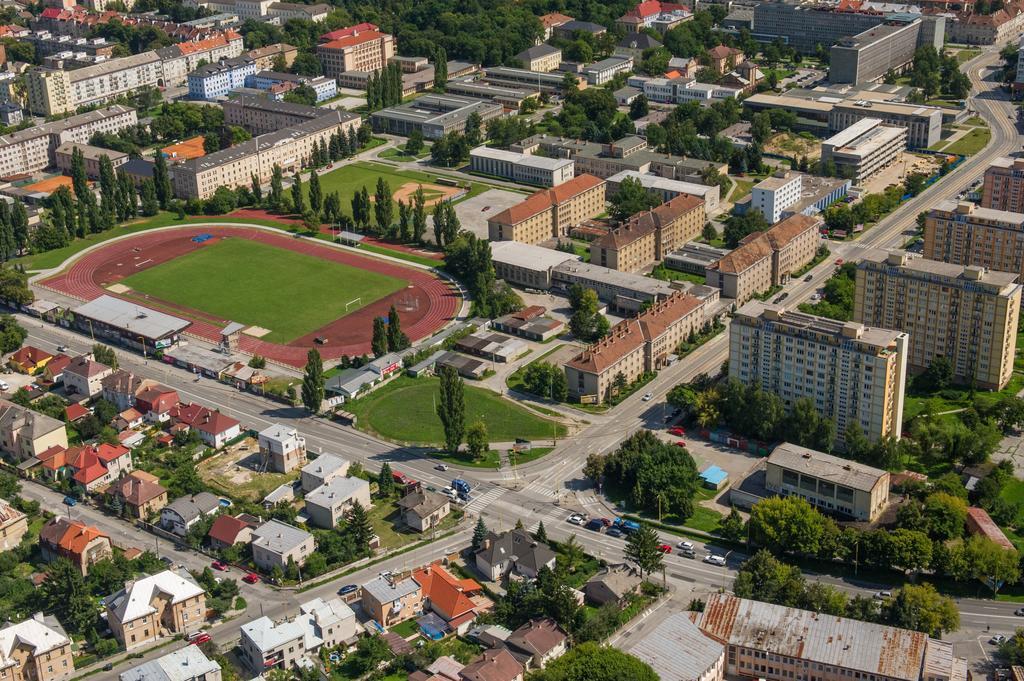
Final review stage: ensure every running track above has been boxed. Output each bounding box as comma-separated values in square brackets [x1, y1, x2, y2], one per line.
[41, 226, 460, 367]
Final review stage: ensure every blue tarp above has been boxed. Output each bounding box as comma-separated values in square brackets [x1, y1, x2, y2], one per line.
[700, 465, 728, 486]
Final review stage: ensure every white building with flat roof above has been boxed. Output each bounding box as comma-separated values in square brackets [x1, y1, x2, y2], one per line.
[751, 171, 802, 223]
[469, 146, 575, 187]
[820, 117, 907, 184]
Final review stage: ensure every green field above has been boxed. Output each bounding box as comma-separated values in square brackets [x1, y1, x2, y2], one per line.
[944, 127, 992, 156]
[345, 376, 566, 445]
[121, 238, 405, 343]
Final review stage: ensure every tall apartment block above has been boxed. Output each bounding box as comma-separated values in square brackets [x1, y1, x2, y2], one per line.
[855, 249, 1021, 390]
[923, 200, 1024, 279]
[829, 17, 921, 85]
[982, 156, 1024, 212]
[316, 27, 395, 80]
[729, 301, 908, 443]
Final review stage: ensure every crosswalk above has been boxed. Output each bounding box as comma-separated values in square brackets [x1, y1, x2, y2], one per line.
[518, 479, 561, 500]
[463, 486, 504, 514]
[526, 507, 572, 534]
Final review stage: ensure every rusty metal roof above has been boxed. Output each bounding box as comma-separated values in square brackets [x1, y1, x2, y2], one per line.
[699, 594, 928, 681]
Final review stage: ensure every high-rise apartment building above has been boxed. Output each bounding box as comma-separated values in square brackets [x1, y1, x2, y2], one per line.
[923, 200, 1024, 279]
[729, 301, 908, 442]
[982, 156, 1024, 212]
[854, 249, 1021, 390]
[316, 26, 395, 79]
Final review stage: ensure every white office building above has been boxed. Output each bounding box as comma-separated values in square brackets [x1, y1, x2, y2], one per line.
[820, 117, 907, 185]
[752, 171, 803, 223]
[470, 146, 576, 187]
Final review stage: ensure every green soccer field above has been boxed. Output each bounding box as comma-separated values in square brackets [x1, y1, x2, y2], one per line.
[119, 238, 406, 343]
[310, 162, 483, 216]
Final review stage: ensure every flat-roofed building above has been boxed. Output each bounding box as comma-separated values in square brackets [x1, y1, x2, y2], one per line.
[553, 260, 690, 313]
[855, 249, 1021, 390]
[444, 79, 537, 109]
[924, 200, 1024, 279]
[55, 142, 128, 179]
[606, 170, 719, 213]
[820, 117, 907, 184]
[590, 193, 705, 271]
[664, 241, 729, 275]
[565, 291, 711, 402]
[481, 66, 588, 95]
[469, 146, 575, 187]
[515, 44, 561, 72]
[982, 156, 1024, 213]
[222, 95, 339, 135]
[751, 171, 803, 224]
[829, 99, 942, 149]
[370, 94, 504, 140]
[187, 55, 256, 100]
[729, 301, 908, 442]
[766, 442, 890, 521]
[489, 241, 577, 289]
[706, 213, 822, 304]
[581, 56, 633, 85]
[830, 17, 922, 84]
[488, 174, 606, 244]
[316, 26, 395, 79]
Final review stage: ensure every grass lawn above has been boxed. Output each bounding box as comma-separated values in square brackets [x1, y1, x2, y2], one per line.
[120, 238, 406, 343]
[379, 143, 431, 162]
[955, 48, 981, 63]
[945, 127, 991, 156]
[904, 373, 1024, 423]
[730, 178, 754, 202]
[389, 618, 420, 638]
[431, 446, 555, 469]
[201, 465, 297, 502]
[346, 375, 566, 445]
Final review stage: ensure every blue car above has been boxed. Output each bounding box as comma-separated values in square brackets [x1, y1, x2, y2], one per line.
[338, 584, 359, 596]
[62, 496, 77, 507]
[585, 519, 604, 532]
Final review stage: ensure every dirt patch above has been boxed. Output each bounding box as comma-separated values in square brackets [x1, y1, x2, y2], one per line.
[24, 175, 74, 194]
[198, 436, 298, 501]
[391, 182, 461, 206]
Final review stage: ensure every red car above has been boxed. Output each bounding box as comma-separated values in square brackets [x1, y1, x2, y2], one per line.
[600, 518, 613, 527]
[835, 258, 844, 265]
[188, 632, 211, 646]
[242, 572, 260, 584]
[675, 441, 687, 448]
[658, 544, 672, 554]
[669, 427, 685, 436]
[211, 560, 228, 571]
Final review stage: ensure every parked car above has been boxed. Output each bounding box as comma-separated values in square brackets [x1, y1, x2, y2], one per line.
[160, 556, 173, 567]
[62, 496, 76, 507]
[243, 573, 260, 584]
[642, 392, 654, 401]
[0, 381, 9, 392]
[568, 513, 585, 526]
[703, 554, 726, 566]
[657, 544, 672, 553]
[211, 560, 228, 571]
[188, 631, 211, 645]
[605, 528, 624, 538]
[873, 591, 892, 600]
[991, 635, 1007, 645]
[585, 518, 605, 532]
[675, 441, 687, 448]
[440, 488, 458, 500]
[599, 517, 613, 527]
[338, 584, 359, 596]
[669, 427, 685, 436]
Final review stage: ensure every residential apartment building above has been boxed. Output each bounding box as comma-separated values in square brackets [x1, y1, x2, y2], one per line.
[923, 200, 1024, 279]
[187, 55, 257, 99]
[316, 26, 395, 79]
[698, 594, 968, 681]
[105, 570, 207, 651]
[948, 5, 1024, 45]
[361, 574, 423, 628]
[820, 117, 907, 184]
[26, 31, 244, 115]
[830, 17, 922, 85]
[469, 146, 575, 187]
[245, 70, 337, 101]
[0, 399, 68, 462]
[0, 498, 26, 551]
[751, 171, 803, 224]
[246, 43, 297, 70]
[54, 143, 128, 179]
[240, 597, 356, 674]
[729, 301, 908, 442]
[304, 476, 371, 529]
[829, 100, 942, 149]
[222, 95, 337, 134]
[765, 442, 891, 521]
[61, 355, 113, 397]
[251, 519, 315, 571]
[855, 249, 1021, 390]
[39, 517, 112, 575]
[258, 424, 306, 473]
[590, 193, 705, 271]
[300, 453, 350, 492]
[0, 105, 137, 179]
[982, 156, 1024, 212]
[706, 214, 822, 304]
[565, 291, 711, 402]
[370, 94, 504, 140]
[488, 174, 606, 244]
[606, 170, 720, 212]
[173, 108, 359, 199]
[119, 646, 221, 681]
[515, 44, 562, 72]
[0, 613, 74, 681]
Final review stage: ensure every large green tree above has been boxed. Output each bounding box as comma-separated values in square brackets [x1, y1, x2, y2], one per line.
[529, 643, 658, 681]
[624, 524, 663, 579]
[437, 366, 465, 453]
[609, 176, 661, 221]
[882, 583, 959, 637]
[748, 496, 830, 556]
[301, 347, 324, 413]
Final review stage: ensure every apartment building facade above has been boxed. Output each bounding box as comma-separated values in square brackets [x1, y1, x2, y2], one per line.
[105, 570, 207, 651]
[0, 614, 74, 681]
[0, 399, 68, 462]
[829, 17, 922, 85]
[469, 147, 575, 187]
[54, 142, 128, 179]
[316, 27, 395, 79]
[729, 302, 908, 442]
[515, 44, 562, 72]
[855, 249, 1021, 390]
[982, 156, 1024, 212]
[820, 117, 907, 184]
[923, 200, 1024, 278]
[590, 193, 705, 271]
[187, 55, 257, 99]
[751, 171, 803, 223]
[565, 292, 711, 402]
[488, 174, 606, 244]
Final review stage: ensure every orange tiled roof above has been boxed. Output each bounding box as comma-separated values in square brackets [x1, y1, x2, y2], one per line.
[10, 346, 52, 367]
[413, 562, 481, 621]
[490, 174, 604, 225]
[319, 30, 386, 50]
[40, 517, 108, 556]
[175, 31, 239, 55]
[540, 12, 574, 27]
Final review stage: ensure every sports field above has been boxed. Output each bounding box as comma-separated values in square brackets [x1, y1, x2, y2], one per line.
[120, 238, 406, 343]
[312, 162, 482, 215]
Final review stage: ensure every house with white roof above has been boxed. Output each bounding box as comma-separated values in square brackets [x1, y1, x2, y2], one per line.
[258, 424, 306, 473]
[119, 645, 221, 681]
[251, 519, 316, 572]
[0, 613, 74, 681]
[304, 476, 371, 529]
[104, 569, 207, 650]
[300, 453, 350, 492]
[239, 596, 356, 674]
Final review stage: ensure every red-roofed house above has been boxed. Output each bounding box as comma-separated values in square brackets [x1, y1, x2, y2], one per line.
[41, 354, 72, 384]
[412, 563, 492, 634]
[617, 1, 691, 33]
[114, 408, 144, 431]
[36, 445, 67, 482]
[207, 514, 258, 550]
[64, 403, 89, 423]
[539, 12, 574, 39]
[705, 45, 744, 74]
[65, 443, 133, 491]
[8, 346, 53, 375]
[109, 470, 167, 519]
[169, 403, 241, 448]
[39, 517, 112, 575]
[966, 506, 1016, 551]
[134, 385, 179, 424]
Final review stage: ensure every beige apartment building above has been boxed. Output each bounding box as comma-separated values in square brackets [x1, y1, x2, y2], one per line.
[316, 29, 396, 79]
[729, 301, 908, 442]
[590, 193, 705, 271]
[246, 43, 298, 70]
[105, 570, 207, 651]
[765, 442, 891, 521]
[0, 498, 27, 551]
[55, 143, 128, 179]
[222, 95, 334, 135]
[488, 174, 605, 244]
[0, 399, 68, 462]
[565, 291, 710, 403]
[173, 109, 358, 199]
[855, 249, 1021, 390]
[0, 613, 75, 681]
[706, 213, 821, 304]
[924, 200, 1024, 278]
[982, 156, 1024, 213]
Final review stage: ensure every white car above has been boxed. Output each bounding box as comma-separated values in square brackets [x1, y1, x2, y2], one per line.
[440, 487, 457, 500]
[703, 554, 726, 566]
[568, 514, 585, 526]
[873, 591, 892, 600]
[676, 540, 694, 551]
[0, 381, 9, 392]
[642, 392, 654, 401]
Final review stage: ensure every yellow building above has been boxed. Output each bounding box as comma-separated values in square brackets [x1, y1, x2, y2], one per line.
[0, 613, 75, 681]
[488, 174, 606, 245]
[855, 249, 1021, 390]
[924, 200, 1024, 280]
[590, 193, 705, 271]
[316, 28, 395, 79]
[105, 570, 207, 651]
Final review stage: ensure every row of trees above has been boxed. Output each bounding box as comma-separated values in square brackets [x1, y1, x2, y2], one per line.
[366, 62, 405, 112]
[371, 305, 411, 357]
[444, 232, 522, 318]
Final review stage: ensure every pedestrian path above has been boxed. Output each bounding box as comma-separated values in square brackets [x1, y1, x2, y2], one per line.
[464, 486, 505, 514]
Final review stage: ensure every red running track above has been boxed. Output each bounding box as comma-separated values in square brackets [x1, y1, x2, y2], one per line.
[42, 226, 461, 367]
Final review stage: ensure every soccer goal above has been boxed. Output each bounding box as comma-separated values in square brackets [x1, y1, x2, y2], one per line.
[345, 297, 362, 311]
